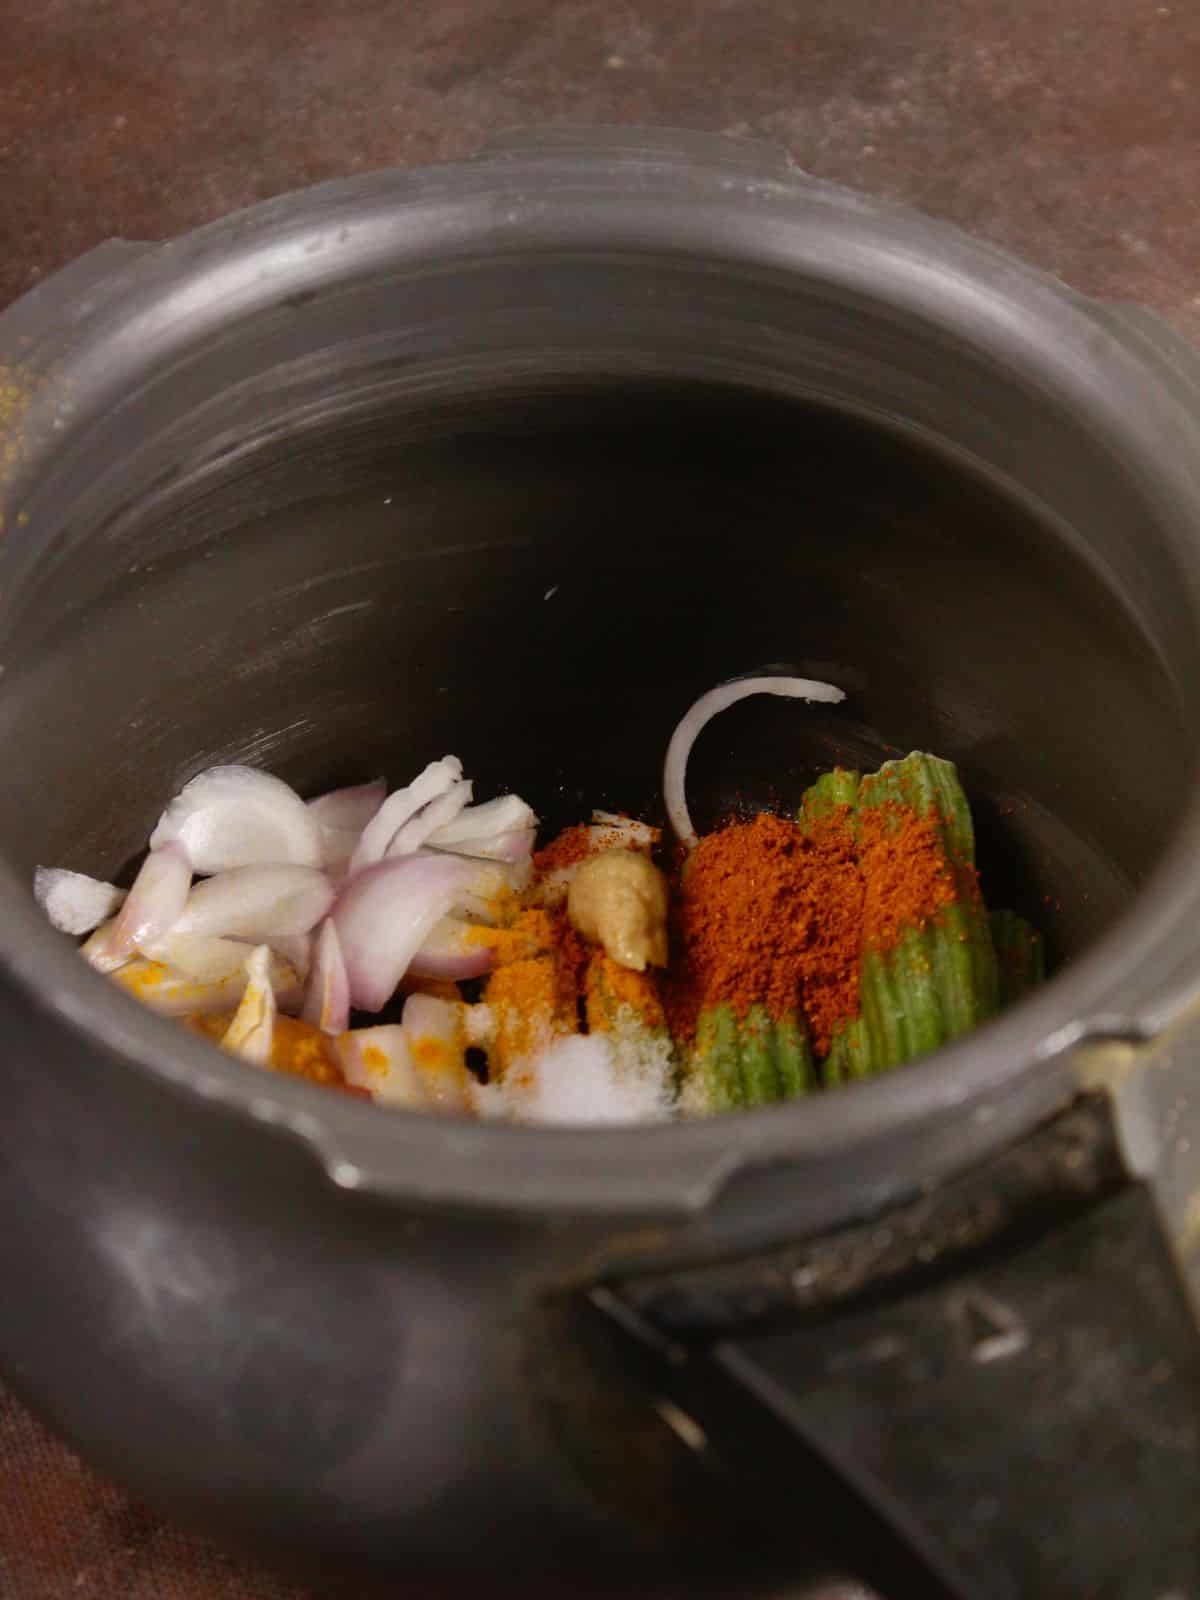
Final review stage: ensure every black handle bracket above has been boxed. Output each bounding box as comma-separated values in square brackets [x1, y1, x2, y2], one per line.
[593, 1097, 1200, 1599]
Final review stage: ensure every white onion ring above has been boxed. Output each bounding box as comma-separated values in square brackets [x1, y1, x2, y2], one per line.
[150, 765, 323, 872]
[348, 757, 463, 875]
[332, 852, 472, 1011]
[172, 865, 333, 941]
[302, 919, 350, 1035]
[34, 867, 125, 936]
[663, 674, 845, 848]
[109, 843, 192, 958]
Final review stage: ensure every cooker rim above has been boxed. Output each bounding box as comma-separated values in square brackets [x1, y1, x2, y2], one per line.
[4, 130, 1200, 1217]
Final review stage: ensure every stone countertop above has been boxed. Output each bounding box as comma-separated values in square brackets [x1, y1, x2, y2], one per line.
[4, 0, 1198, 338]
[2, 1, 1198, 1595]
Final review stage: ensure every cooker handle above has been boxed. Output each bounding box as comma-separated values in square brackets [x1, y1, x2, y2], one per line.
[589, 1096, 1200, 1599]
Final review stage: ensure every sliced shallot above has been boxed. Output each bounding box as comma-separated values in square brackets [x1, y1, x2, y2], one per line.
[308, 781, 386, 873]
[426, 794, 538, 861]
[109, 944, 302, 1017]
[533, 815, 656, 908]
[448, 858, 530, 925]
[430, 826, 535, 864]
[590, 811, 660, 851]
[537, 818, 654, 906]
[401, 993, 472, 1111]
[172, 865, 333, 942]
[663, 674, 845, 848]
[385, 779, 473, 858]
[348, 757, 463, 874]
[427, 793, 537, 848]
[267, 932, 313, 981]
[587, 823, 649, 855]
[334, 1025, 428, 1107]
[142, 931, 268, 984]
[306, 779, 387, 833]
[80, 919, 131, 974]
[407, 917, 496, 981]
[138, 931, 303, 1007]
[302, 919, 350, 1035]
[221, 945, 277, 1065]
[317, 827, 360, 876]
[332, 852, 472, 1011]
[150, 764, 323, 872]
[112, 957, 246, 1015]
[109, 843, 192, 959]
[34, 867, 126, 936]
[534, 864, 579, 910]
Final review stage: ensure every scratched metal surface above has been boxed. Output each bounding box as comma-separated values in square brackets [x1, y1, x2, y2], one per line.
[1, 0, 1198, 1594]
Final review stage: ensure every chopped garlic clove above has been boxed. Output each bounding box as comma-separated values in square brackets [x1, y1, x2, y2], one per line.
[81, 919, 133, 975]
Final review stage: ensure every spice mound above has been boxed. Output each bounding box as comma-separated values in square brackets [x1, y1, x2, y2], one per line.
[35, 747, 1043, 1124]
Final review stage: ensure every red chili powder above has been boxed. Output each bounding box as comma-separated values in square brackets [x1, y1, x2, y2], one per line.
[664, 804, 960, 1056]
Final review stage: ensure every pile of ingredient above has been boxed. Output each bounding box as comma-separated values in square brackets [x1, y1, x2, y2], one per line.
[34, 681, 1044, 1124]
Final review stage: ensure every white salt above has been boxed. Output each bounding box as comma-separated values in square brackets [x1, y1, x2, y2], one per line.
[476, 1032, 674, 1126]
[34, 866, 126, 936]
